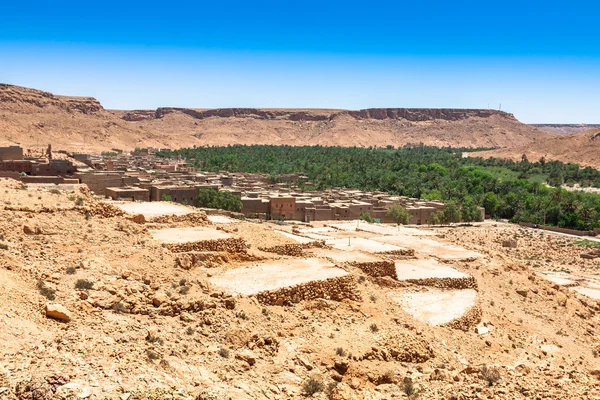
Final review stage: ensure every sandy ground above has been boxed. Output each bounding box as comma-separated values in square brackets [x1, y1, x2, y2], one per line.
[391, 288, 478, 326]
[207, 215, 239, 224]
[110, 201, 196, 218]
[395, 259, 470, 280]
[325, 237, 407, 253]
[309, 248, 382, 263]
[209, 259, 348, 295]
[150, 226, 231, 244]
[373, 235, 483, 260]
[274, 230, 314, 244]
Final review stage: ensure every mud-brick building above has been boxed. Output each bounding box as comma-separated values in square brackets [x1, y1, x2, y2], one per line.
[105, 187, 150, 202]
[270, 196, 296, 220]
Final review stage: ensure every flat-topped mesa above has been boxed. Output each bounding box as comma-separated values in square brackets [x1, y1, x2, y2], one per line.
[150, 107, 514, 122]
[0, 83, 103, 114]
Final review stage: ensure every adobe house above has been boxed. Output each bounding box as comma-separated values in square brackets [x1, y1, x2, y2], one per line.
[270, 196, 296, 220]
[0, 146, 24, 161]
[105, 187, 150, 202]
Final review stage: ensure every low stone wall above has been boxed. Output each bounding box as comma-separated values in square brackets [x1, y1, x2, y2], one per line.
[381, 249, 415, 257]
[149, 213, 210, 225]
[259, 243, 304, 256]
[440, 304, 482, 331]
[255, 275, 360, 305]
[176, 251, 261, 269]
[362, 334, 435, 363]
[165, 237, 247, 253]
[404, 276, 477, 290]
[518, 222, 596, 237]
[349, 261, 398, 279]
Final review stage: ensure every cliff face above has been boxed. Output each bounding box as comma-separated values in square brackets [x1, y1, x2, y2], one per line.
[0, 83, 548, 152]
[148, 107, 512, 123]
[531, 124, 600, 136]
[0, 84, 103, 114]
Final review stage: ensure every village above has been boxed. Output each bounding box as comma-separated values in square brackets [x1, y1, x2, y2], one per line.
[0, 145, 458, 224]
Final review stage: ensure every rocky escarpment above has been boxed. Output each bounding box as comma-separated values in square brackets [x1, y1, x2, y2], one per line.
[147, 107, 514, 123]
[0, 84, 103, 114]
[531, 124, 600, 136]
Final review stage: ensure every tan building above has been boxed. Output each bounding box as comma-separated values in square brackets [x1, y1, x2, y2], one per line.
[270, 196, 296, 220]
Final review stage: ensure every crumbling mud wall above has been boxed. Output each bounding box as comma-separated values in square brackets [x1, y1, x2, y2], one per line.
[349, 261, 398, 279]
[259, 243, 304, 256]
[440, 305, 482, 331]
[255, 275, 360, 306]
[405, 276, 478, 290]
[382, 249, 415, 257]
[165, 237, 247, 253]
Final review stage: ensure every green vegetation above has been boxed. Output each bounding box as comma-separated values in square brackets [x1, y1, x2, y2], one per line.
[101, 151, 119, 157]
[359, 212, 375, 223]
[386, 204, 410, 225]
[158, 145, 600, 230]
[161, 194, 173, 202]
[196, 188, 242, 212]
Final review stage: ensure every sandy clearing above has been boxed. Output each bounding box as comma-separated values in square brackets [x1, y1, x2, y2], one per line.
[373, 235, 483, 261]
[325, 237, 406, 253]
[150, 227, 231, 244]
[207, 215, 239, 224]
[395, 259, 470, 280]
[209, 259, 348, 295]
[274, 230, 314, 244]
[110, 201, 196, 218]
[309, 248, 382, 263]
[390, 288, 478, 326]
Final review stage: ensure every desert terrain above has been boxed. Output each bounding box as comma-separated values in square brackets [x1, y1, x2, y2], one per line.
[0, 84, 551, 153]
[2, 180, 600, 399]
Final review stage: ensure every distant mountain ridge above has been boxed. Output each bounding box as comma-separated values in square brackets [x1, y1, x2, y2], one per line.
[530, 124, 600, 136]
[0, 83, 551, 152]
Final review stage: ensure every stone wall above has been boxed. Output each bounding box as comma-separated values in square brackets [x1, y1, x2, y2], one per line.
[259, 243, 304, 257]
[165, 237, 247, 253]
[349, 261, 398, 279]
[175, 251, 261, 269]
[404, 276, 478, 290]
[149, 213, 210, 225]
[440, 304, 482, 331]
[255, 275, 360, 306]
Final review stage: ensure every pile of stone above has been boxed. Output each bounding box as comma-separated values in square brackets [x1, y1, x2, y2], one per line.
[349, 261, 398, 279]
[362, 333, 435, 363]
[440, 304, 482, 331]
[255, 275, 360, 305]
[80, 202, 126, 218]
[581, 249, 600, 260]
[165, 237, 248, 253]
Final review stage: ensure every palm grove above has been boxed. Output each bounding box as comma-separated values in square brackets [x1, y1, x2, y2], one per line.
[158, 145, 600, 230]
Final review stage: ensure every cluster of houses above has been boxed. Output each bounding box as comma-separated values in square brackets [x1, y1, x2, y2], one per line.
[0, 145, 456, 224]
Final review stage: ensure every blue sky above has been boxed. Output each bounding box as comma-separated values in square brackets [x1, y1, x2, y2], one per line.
[1, 0, 599, 123]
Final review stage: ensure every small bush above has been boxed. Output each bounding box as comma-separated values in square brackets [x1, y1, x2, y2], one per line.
[369, 323, 379, 333]
[370, 294, 377, 302]
[358, 275, 366, 283]
[49, 189, 61, 195]
[113, 302, 128, 314]
[186, 326, 195, 335]
[36, 280, 56, 300]
[65, 267, 77, 275]
[402, 377, 420, 399]
[75, 197, 84, 206]
[146, 349, 161, 361]
[262, 308, 269, 316]
[146, 333, 164, 345]
[75, 279, 94, 290]
[179, 286, 190, 295]
[335, 347, 347, 357]
[481, 365, 501, 386]
[0, 243, 8, 250]
[302, 377, 324, 396]
[218, 348, 230, 358]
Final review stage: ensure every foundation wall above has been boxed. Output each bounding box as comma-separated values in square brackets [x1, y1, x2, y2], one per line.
[255, 275, 360, 305]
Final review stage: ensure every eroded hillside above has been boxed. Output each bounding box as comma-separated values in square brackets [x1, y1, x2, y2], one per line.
[0, 84, 550, 152]
[1, 179, 600, 399]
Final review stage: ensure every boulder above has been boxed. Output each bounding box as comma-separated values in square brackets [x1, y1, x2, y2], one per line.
[45, 303, 71, 322]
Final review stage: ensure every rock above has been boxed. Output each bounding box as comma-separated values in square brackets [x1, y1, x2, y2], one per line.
[296, 355, 313, 371]
[45, 303, 71, 322]
[121, 270, 131, 279]
[516, 287, 529, 297]
[557, 292, 568, 307]
[224, 297, 236, 310]
[153, 293, 168, 307]
[334, 359, 350, 375]
[132, 214, 145, 224]
[476, 326, 489, 335]
[235, 350, 256, 366]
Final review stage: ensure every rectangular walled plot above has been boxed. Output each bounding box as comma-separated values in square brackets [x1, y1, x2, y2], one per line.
[310, 248, 382, 264]
[274, 230, 314, 244]
[373, 235, 483, 261]
[326, 237, 408, 254]
[390, 288, 478, 326]
[209, 259, 349, 296]
[207, 215, 239, 224]
[395, 259, 476, 289]
[111, 201, 195, 218]
[150, 227, 232, 244]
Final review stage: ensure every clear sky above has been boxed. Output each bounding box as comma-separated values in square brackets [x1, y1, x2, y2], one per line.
[1, 0, 599, 123]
